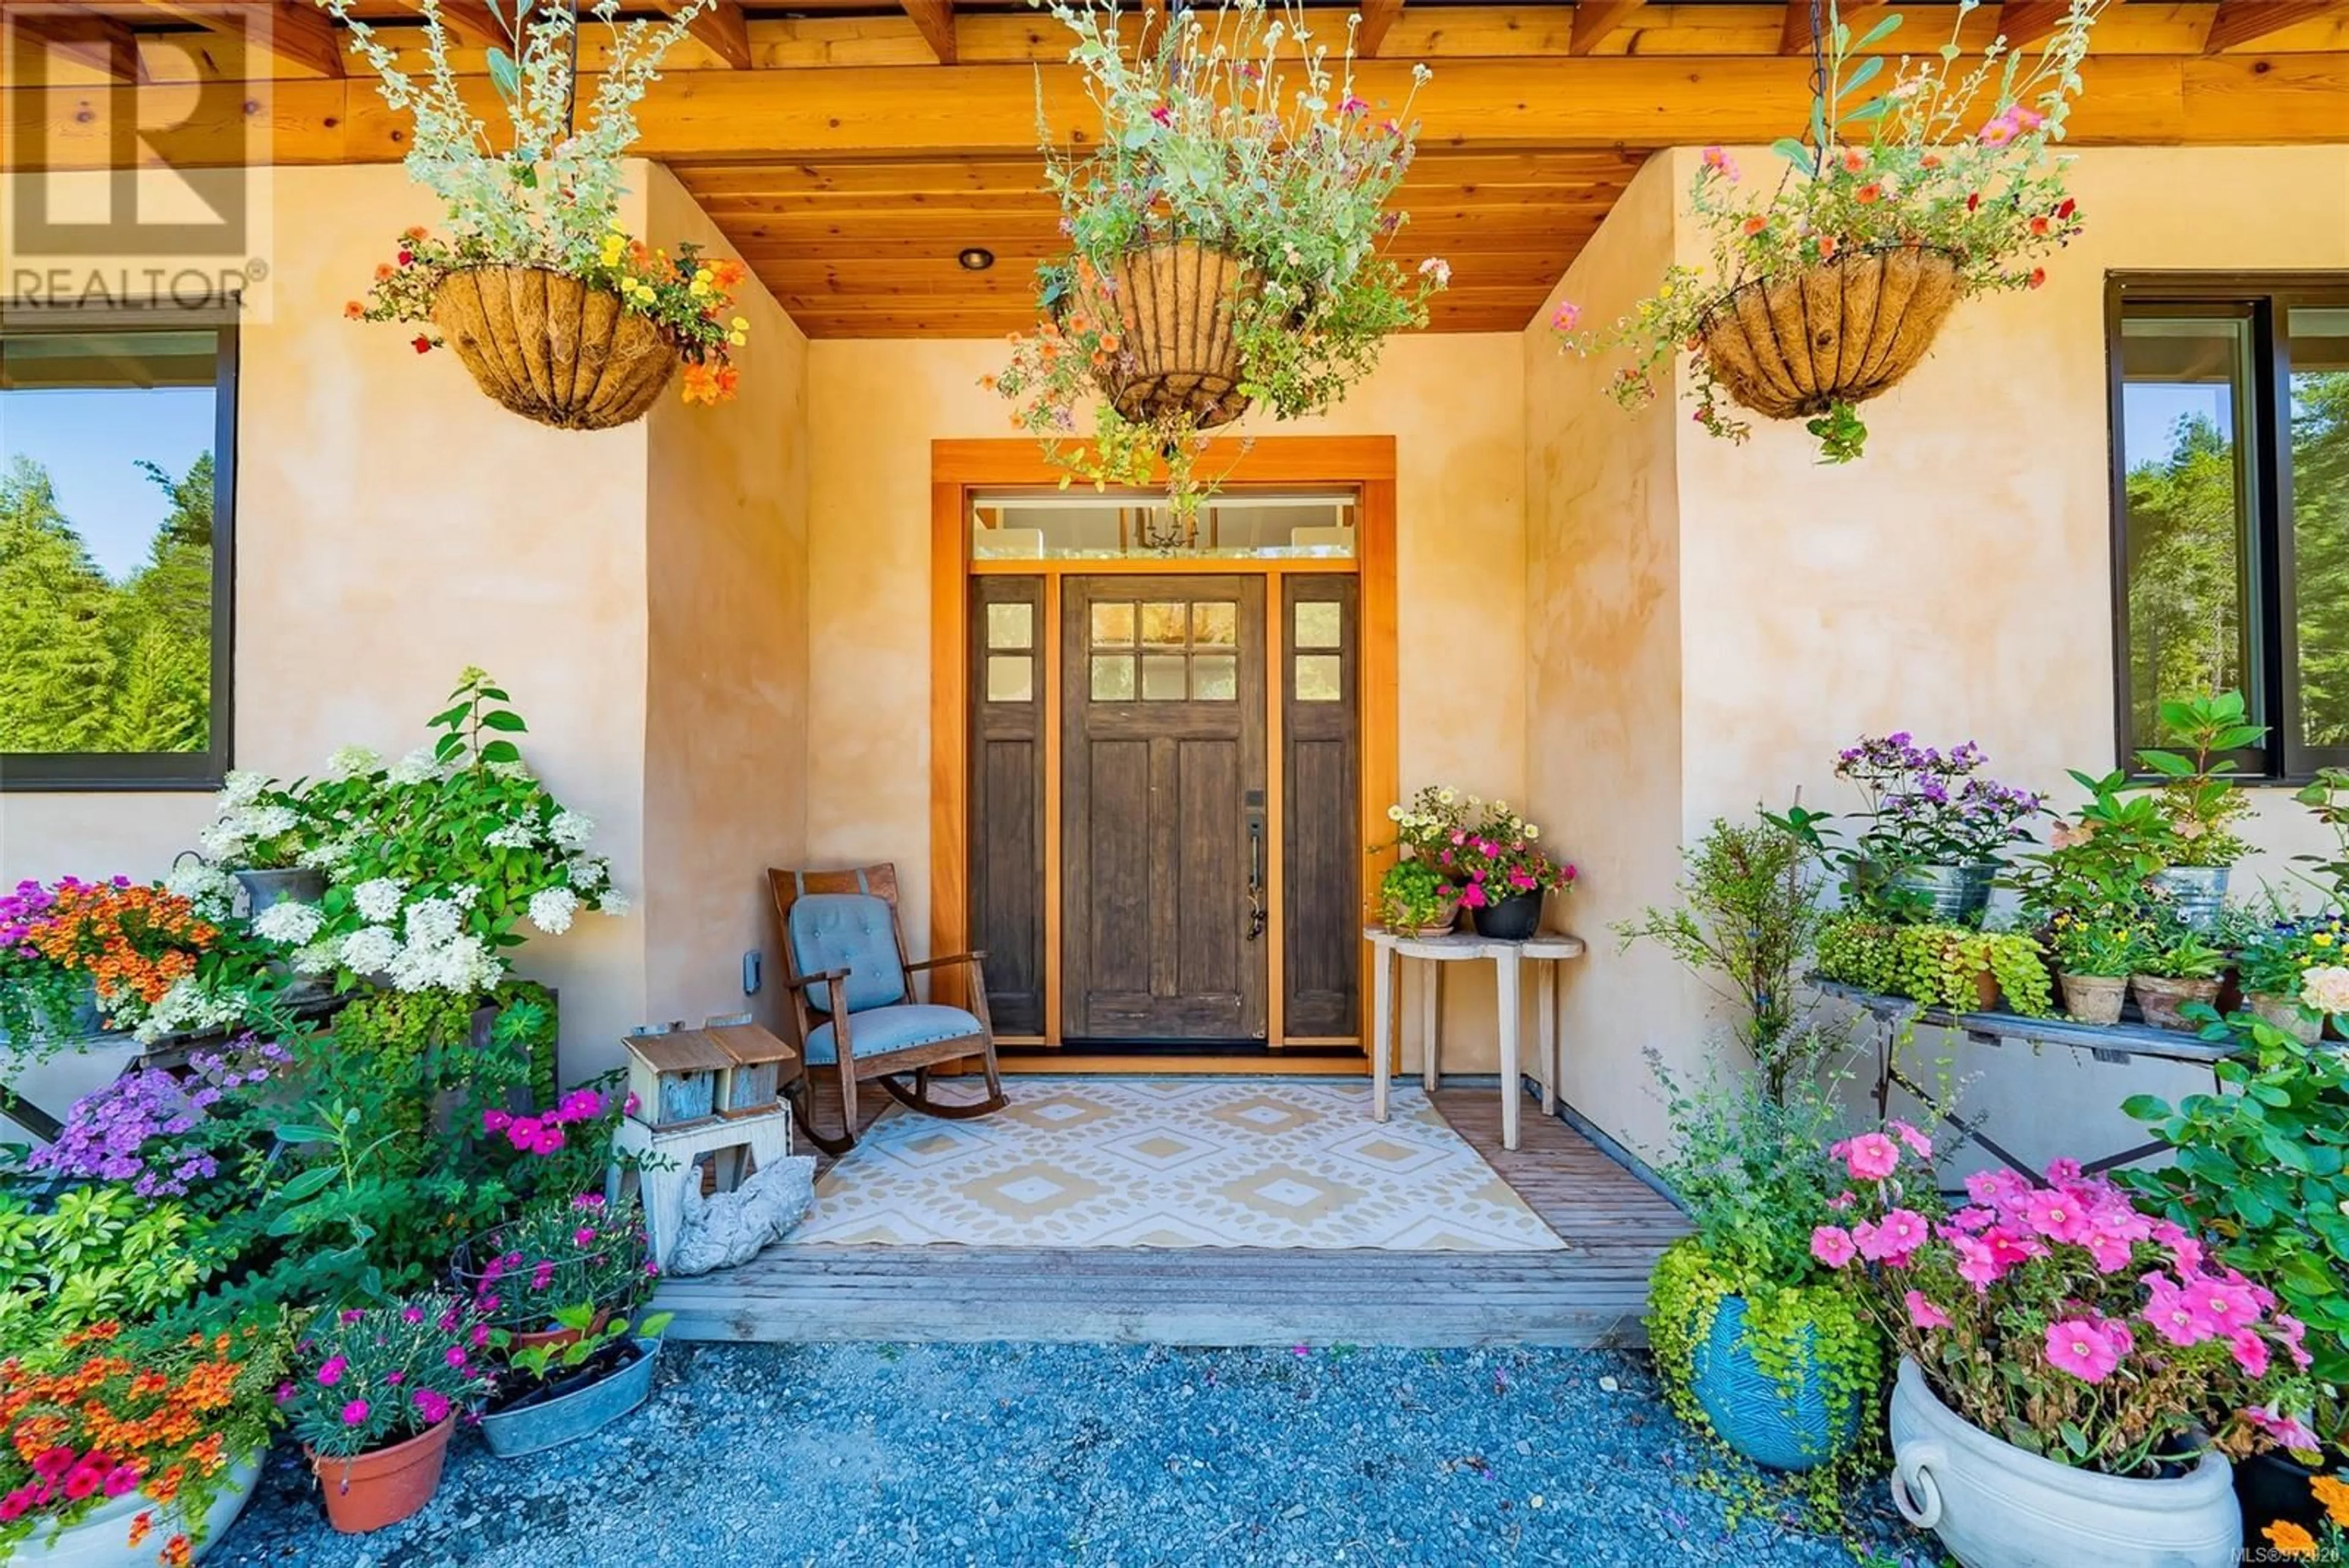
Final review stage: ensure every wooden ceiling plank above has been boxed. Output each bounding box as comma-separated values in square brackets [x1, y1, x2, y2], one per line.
[900, 0, 955, 62]
[656, 0, 752, 69]
[134, 0, 345, 78]
[1568, 0, 1646, 56]
[4, 9, 144, 84]
[2203, 0, 2349, 52]
[1356, 0, 1405, 57]
[1779, 1, 1896, 56]
[1994, 1, 2077, 52]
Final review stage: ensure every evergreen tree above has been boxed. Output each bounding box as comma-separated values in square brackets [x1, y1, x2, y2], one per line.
[0, 456, 119, 751]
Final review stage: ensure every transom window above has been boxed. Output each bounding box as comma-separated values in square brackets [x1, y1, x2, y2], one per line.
[2109, 276, 2349, 777]
[973, 492, 1354, 560]
[1, 311, 236, 790]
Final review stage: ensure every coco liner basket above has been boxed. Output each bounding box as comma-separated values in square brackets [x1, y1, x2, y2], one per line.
[1069, 240, 1261, 431]
[1696, 245, 1962, 420]
[430, 266, 678, 431]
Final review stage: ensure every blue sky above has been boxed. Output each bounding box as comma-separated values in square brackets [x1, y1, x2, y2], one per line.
[2122, 382, 2232, 470]
[2, 387, 215, 582]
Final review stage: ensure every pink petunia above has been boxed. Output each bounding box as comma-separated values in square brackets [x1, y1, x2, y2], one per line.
[2241, 1405, 2322, 1452]
[505, 1117, 542, 1151]
[2141, 1273, 2219, 1348]
[2276, 1313, 2314, 1371]
[1809, 1226, 1857, 1269]
[1842, 1133, 1901, 1181]
[2022, 1188, 2091, 1244]
[1856, 1208, 1930, 1265]
[1948, 1233, 2003, 1293]
[2230, 1329, 2272, 1379]
[2046, 1317, 2122, 1383]
[1944, 1206, 1996, 1234]
[1889, 1120, 1934, 1161]
[1904, 1290, 1950, 1331]
[1827, 1190, 1857, 1212]
[482, 1109, 512, 1133]
[2191, 1273, 2263, 1334]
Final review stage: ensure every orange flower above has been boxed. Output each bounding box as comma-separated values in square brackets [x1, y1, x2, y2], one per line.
[344, 301, 365, 320]
[2264, 1520, 2317, 1560]
[373, 262, 395, 282]
[1741, 216, 1767, 237]
[1855, 182, 1883, 204]
[401, 224, 428, 242]
[127, 1512, 154, 1549]
[1841, 147, 1866, 173]
[161, 1535, 192, 1568]
[709, 259, 746, 289]
[1817, 234, 1838, 260]
[678, 360, 742, 407]
[2313, 1474, 2349, 1528]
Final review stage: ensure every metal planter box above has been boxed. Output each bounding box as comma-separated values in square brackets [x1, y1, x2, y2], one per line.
[478, 1339, 662, 1459]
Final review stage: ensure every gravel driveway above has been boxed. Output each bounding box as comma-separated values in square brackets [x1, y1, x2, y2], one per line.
[210, 1342, 1931, 1567]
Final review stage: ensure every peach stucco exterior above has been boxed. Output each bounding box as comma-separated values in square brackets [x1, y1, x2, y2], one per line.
[7, 144, 2347, 1168]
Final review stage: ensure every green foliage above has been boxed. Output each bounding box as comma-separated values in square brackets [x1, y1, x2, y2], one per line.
[2295, 768, 2349, 906]
[0, 1186, 234, 1347]
[1616, 814, 1835, 1099]
[2046, 912, 2136, 979]
[1375, 859, 1454, 931]
[2238, 913, 2349, 1000]
[0, 453, 212, 755]
[2125, 1011, 2349, 1394]
[995, 0, 1444, 511]
[498, 1304, 673, 1384]
[2134, 689, 2263, 868]
[2009, 768, 2178, 931]
[1816, 913, 2054, 1016]
[1655, 1066, 1854, 1286]
[1815, 912, 1902, 994]
[2129, 912, 2228, 982]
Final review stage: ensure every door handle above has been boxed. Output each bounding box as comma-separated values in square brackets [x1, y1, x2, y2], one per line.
[1244, 816, 1267, 943]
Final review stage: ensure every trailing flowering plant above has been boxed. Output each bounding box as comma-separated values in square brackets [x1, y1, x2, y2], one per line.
[1440, 798, 1576, 910]
[284, 1295, 494, 1463]
[1554, 0, 2104, 461]
[319, 0, 749, 403]
[1814, 1128, 2312, 1476]
[0, 877, 219, 1053]
[993, 0, 1445, 511]
[26, 1036, 291, 1201]
[0, 1316, 288, 1567]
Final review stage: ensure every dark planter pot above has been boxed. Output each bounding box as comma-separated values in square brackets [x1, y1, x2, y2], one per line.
[1471, 891, 1542, 941]
[479, 1339, 661, 1458]
[2237, 1446, 2340, 1547]
[232, 866, 326, 915]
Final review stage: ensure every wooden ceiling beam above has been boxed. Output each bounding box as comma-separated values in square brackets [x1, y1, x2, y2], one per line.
[401, 0, 504, 50]
[656, 0, 752, 69]
[3, 7, 143, 83]
[1568, 0, 1645, 56]
[900, 0, 955, 62]
[1994, 1, 2076, 52]
[1356, 0, 1405, 57]
[2204, 0, 2349, 52]
[135, 0, 344, 78]
[1779, 1, 1896, 56]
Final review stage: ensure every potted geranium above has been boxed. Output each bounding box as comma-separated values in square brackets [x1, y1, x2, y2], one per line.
[1649, 1069, 1880, 1481]
[2136, 692, 2264, 932]
[0, 1316, 288, 1568]
[1555, 0, 2103, 462]
[287, 1295, 492, 1534]
[1816, 1133, 2312, 1568]
[993, 0, 1446, 516]
[319, 0, 751, 428]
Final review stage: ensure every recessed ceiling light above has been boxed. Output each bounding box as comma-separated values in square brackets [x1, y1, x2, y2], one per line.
[957, 247, 996, 272]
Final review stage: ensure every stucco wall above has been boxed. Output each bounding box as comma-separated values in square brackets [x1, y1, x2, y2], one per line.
[640, 166, 813, 1048]
[2, 161, 812, 1086]
[803, 333, 1527, 1065]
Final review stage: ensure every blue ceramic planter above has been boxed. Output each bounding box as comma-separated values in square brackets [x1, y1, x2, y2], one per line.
[479, 1339, 661, 1458]
[1689, 1295, 1862, 1473]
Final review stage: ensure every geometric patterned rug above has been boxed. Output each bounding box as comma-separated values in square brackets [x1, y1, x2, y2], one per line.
[787, 1077, 1565, 1250]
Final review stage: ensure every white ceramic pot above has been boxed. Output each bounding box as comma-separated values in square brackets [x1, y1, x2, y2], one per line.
[14, 1454, 262, 1567]
[1888, 1359, 2240, 1568]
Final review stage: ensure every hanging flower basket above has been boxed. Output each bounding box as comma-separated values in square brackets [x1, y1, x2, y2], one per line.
[1067, 242, 1260, 433]
[1694, 246, 1961, 422]
[430, 267, 679, 433]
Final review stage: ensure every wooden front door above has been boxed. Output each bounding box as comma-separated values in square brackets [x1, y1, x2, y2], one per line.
[1061, 576, 1269, 1041]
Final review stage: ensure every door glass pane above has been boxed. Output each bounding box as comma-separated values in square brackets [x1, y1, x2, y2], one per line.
[2117, 314, 2255, 752]
[985, 654, 1032, 703]
[1190, 654, 1238, 702]
[1193, 601, 1238, 646]
[1295, 601, 1343, 649]
[986, 602, 1033, 650]
[2291, 307, 2349, 749]
[1296, 653, 1343, 702]
[1140, 654, 1188, 701]
[1140, 602, 1188, 648]
[1090, 655, 1135, 701]
[1091, 602, 1134, 647]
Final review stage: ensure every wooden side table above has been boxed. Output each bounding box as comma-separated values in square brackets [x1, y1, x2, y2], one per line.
[1363, 926, 1588, 1150]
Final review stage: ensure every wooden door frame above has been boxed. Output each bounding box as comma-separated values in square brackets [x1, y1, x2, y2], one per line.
[929, 435, 1400, 1061]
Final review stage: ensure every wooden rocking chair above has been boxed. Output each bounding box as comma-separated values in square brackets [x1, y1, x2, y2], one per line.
[765, 863, 1008, 1154]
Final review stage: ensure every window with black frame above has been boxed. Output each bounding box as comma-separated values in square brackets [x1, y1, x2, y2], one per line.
[2110, 278, 2349, 779]
[0, 316, 236, 789]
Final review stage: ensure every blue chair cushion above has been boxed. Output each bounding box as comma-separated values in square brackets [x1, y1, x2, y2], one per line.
[804, 1003, 983, 1066]
[787, 893, 907, 1014]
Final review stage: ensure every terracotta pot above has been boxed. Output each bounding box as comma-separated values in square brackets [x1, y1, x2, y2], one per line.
[430, 267, 677, 431]
[2248, 992, 2324, 1044]
[509, 1309, 610, 1356]
[1696, 247, 1962, 421]
[2131, 975, 2222, 1032]
[308, 1416, 456, 1534]
[2060, 973, 2128, 1027]
[1968, 968, 2002, 1013]
[1066, 241, 1260, 431]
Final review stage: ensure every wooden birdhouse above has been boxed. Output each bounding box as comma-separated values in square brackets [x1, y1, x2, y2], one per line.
[620, 1024, 735, 1131]
[703, 1013, 800, 1118]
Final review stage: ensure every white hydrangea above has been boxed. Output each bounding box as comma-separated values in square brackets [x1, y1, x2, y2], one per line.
[165, 860, 236, 922]
[387, 746, 442, 786]
[242, 804, 299, 840]
[339, 926, 401, 976]
[404, 897, 464, 948]
[565, 856, 608, 892]
[220, 770, 269, 806]
[527, 886, 579, 936]
[598, 889, 631, 918]
[252, 901, 325, 945]
[388, 932, 504, 994]
[133, 978, 247, 1044]
[484, 822, 539, 850]
[297, 836, 358, 871]
[451, 882, 482, 910]
[352, 878, 407, 924]
[547, 810, 596, 850]
[487, 759, 535, 781]
[291, 939, 340, 976]
[196, 821, 248, 861]
[324, 745, 382, 781]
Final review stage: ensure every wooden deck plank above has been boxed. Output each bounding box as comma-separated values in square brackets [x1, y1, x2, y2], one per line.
[654, 1080, 1686, 1347]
